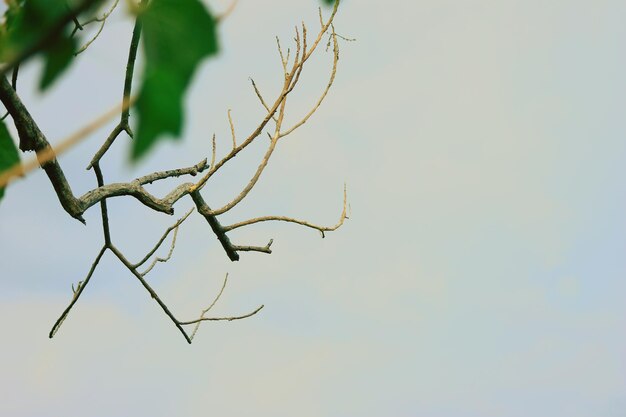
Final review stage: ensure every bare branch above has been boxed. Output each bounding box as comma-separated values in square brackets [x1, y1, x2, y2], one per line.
[190, 190, 240, 261]
[180, 305, 265, 326]
[210, 133, 217, 168]
[249, 77, 277, 122]
[75, 0, 120, 29]
[133, 208, 194, 269]
[191, 3, 340, 200]
[0, 76, 86, 222]
[49, 246, 107, 338]
[22, 0, 345, 343]
[75, 19, 106, 55]
[223, 185, 348, 238]
[0, 64, 20, 122]
[279, 27, 339, 138]
[110, 245, 193, 344]
[0, 88, 137, 196]
[73, 159, 206, 215]
[87, 15, 142, 168]
[208, 136, 279, 216]
[215, 0, 239, 23]
[232, 239, 273, 254]
[227, 109, 236, 149]
[140, 226, 180, 276]
[276, 36, 288, 75]
[137, 159, 208, 185]
[189, 273, 229, 340]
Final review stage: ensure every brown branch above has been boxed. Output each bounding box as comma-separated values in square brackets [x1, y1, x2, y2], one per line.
[189, 273, 228, 340]
[179, 305, 265, 326]
[76, 157, 206, 215]
[189, 4, 341, 217]
[279, 26, 339, 138]
[133, 208, 194, 269]
[137, 159, 208, 184]
[249, 78, 277, 122]
[232, 239, 273, 254]
[49, 245, 107, 338]
[215, 0, 239, 23]
[223, 185, 348, 237]
[210, 133, 217, 168]
[138, 209, 194, 275]
[74, 0, 121, 55]
[77, 179, 193, 215]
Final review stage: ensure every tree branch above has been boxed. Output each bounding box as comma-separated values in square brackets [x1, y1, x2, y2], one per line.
[133, 208, 194, 269]
[87, 14, 142, 168]
[190, 190, 240, 261]
[223, 185, 348, 238]
[49, 245, 107, 338]
[179, 305, 265, 326]
[0, 76, 85, 222]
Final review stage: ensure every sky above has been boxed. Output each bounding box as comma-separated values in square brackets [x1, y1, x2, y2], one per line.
[1, 0, 626, 416]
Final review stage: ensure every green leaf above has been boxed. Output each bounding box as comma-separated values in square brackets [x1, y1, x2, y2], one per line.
[322, 0, 336, 5]
[0, 0, 80, 90]
[40, 35, 76, 90]
[0, 121, 20, 203]
[133, 0, 218, 160]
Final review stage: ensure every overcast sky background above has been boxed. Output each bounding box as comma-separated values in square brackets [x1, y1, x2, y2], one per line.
[1, 0, 626, 416]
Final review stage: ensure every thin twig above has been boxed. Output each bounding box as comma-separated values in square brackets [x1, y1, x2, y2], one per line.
[210, 133, 217, 168]
[49, 246, 107, 338]
[141, 226, 180, 276]
[276, 36, 288, 75]
[215, 0, 239, 23]
[227, 109, 236, 149]
[179, 305, 265, 326]
[87, 15, 142, 169]
[223, 185, 348, 238]
[189, 273, 229, 340]
[110, 245, 192, 344]
[190, 1, 340, 197]
[133, 208, 194, 269]
[249, 78, 277, 122]
[279, 26, 339, 138]
[74, 0, 121, 55]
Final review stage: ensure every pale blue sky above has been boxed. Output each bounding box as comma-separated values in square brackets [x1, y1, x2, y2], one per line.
[1, 1, 626, 416]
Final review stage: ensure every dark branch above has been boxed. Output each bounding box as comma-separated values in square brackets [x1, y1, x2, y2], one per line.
[190, 190, 240, 261]
[0, 76, 85, 222]
[49, 245, 107, 338]
[110, 245, 192, 344]
[87, 14, 142, 168]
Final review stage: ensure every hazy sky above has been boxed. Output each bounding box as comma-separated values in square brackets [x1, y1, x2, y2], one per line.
[1, 1, 626, 416]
